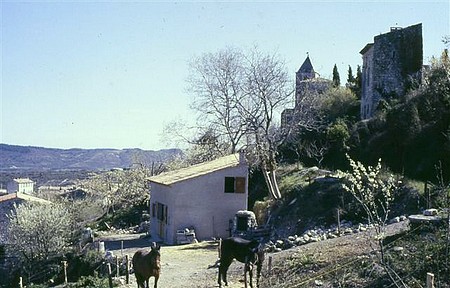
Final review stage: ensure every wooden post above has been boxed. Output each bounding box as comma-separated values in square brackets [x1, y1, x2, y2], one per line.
[62, 260, 68, 284]
[125, 254, 130, 284]
[18, 277, 23, 288]
[268, 256, 273, 275]
[426, 272, 435, 288]
[107, 263, 113, 288]
[116, 256, 119, 277]
[337, 208, 341, 235]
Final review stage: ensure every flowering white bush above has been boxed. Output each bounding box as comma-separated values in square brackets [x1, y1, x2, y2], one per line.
[338, 154, 398, 229]
[7, 202, 73, 262]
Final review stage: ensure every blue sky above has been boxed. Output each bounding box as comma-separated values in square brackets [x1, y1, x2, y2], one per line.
[1, 1, 449, 151]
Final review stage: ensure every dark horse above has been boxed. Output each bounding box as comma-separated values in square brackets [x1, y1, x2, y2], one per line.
[218, 237, 264, 288]
[132, 243, 161, 288]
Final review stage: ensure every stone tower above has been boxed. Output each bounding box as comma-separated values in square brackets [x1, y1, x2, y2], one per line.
[281, 56, 332, 128]
[360, 23, 423, 119]
[294, 55, 331, 107]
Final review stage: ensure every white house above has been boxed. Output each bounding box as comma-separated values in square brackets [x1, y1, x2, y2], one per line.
[148, 153, 248, 245]
[6, 178, 35, 194]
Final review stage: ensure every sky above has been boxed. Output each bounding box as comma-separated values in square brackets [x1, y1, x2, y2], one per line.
[1, 1, 449, 151]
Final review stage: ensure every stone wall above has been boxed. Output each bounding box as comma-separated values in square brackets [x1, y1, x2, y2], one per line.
[361, 23, 423, 119]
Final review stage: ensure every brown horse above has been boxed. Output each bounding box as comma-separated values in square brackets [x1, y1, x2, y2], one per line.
[132, 243, 161, 288]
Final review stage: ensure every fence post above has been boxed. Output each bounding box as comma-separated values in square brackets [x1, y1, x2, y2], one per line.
[62, 260, 68, 284]
[426, 272, 435, 288]
[337, 208, 341, 235]
[116, 256, 119, 277]
[125, 254, 130, 284]
[107, 263, 113, 288]
[267, 256, 273, 275]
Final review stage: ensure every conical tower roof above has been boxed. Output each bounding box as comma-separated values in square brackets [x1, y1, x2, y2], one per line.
[297, 56, 314, 74]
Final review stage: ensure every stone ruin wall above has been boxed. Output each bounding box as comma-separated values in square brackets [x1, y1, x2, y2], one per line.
[372, 24, 423, 108]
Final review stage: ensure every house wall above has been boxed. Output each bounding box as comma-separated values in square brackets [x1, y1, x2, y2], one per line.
[6, 180, 34, 194]
[150, 164, 248, 244]
[149, 183, 174, 242]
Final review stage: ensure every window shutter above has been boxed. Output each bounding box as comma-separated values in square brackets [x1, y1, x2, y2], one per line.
[164, 206, 168, 224]
[235, 177, 246, 193]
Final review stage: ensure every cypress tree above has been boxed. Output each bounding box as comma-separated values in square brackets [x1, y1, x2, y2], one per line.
[347, 65, 355, 84]
[333, 64, 340, 87]
[355, 65, 362, 99]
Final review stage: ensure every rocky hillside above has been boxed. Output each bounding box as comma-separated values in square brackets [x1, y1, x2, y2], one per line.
[0, 144, 180, 171]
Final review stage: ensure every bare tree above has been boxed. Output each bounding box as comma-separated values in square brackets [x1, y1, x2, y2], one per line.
[239, 48, 293, 199]
[186, 46, 293, 199]
[187, 47, 247, 154]
[82, 166, 151, 216]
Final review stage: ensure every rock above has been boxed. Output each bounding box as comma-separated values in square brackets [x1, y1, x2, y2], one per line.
[390, 216, 400, 224]
[328, 233, 338, 239]
[344, 228, 353, 234]
[393, 246, 404, 252]
[423, 209, 438, 216]
[275, 240, 284, 248]
[296, 237, 307, 245]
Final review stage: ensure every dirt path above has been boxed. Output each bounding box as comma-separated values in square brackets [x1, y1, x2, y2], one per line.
[104, 236, 254, 288]
[102, 221, 409, 288]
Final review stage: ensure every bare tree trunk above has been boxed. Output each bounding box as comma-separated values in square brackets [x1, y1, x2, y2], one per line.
[262, 170, 281, 200]
[268, 170, 282, 199]
[262, 170, 276, 200]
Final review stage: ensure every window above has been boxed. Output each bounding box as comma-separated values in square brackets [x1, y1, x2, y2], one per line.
[224, 177, 246, 193]
[152, 202, 168, 224]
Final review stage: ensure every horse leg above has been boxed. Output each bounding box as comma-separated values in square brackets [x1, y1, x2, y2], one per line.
[145, 278, 149, 288]
[248, 263, 254, 288]
[256, 262, 262, 288]
[135, 274, 144, 288]
[153, 274, 159, 288]
[244, 265, 248, 288]
[218, 258, 232, 287]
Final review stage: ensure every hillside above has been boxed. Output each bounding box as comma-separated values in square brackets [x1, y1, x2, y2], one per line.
[0, 144, 180, 171]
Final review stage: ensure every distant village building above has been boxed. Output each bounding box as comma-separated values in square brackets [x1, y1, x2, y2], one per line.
[148, 153, 248, 245]
[6, 178, 35, 194]
[281, 55, 332, 127]
[360, 23, 423, 119]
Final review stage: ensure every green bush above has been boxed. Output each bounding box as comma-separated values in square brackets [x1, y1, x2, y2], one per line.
[66, 275, 116, 288]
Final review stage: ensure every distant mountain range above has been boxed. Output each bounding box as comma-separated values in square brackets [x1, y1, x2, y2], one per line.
[0, 144, 181, 171]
